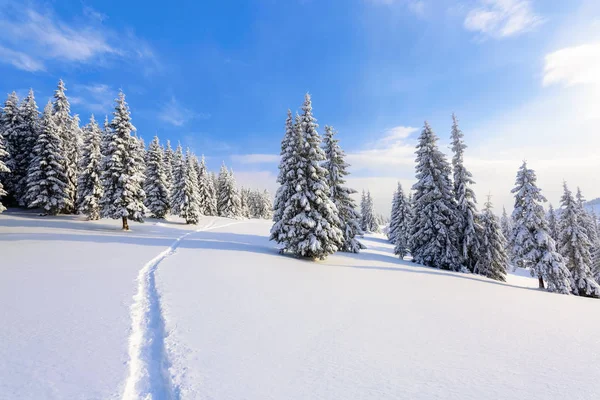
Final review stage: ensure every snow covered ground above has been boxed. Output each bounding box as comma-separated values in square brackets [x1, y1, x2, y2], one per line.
[1, 210, 599, 399]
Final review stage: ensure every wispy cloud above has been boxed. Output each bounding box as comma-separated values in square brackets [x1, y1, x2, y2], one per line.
[158, 97, 210, 127]
[0, 5, 158, 72]
[543, 42, 600, 87]
[70, 83, 115, 114]
[231, 154, 280, 164]
[464, 0, 543, 39]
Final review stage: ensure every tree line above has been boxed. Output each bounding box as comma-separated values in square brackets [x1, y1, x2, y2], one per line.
[0, 80, 272, 229]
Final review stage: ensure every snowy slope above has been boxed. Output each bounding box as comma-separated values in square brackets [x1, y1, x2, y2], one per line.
[1, 211, 599, 399]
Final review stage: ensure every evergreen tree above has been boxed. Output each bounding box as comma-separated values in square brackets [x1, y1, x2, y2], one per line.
[256, 190, 273, 219]
[170, 144, 185, 215]
[100, 91, 146, 230]
[322, 125, 364, 253]
[388, 185, 401, 243]
[393, 184, 411, 259]
[576, 188, 598, 246]
[510, 162, 572, 293]
[77, 115, 103, 220]
[410, 122, 463, 271]
[1, 92, 21, 204]
[450, 114, 481, 271]
[547, 204, 559, 244]
[144, 136, 170, 219]
[13, 89, 39, 206]
[271, 110, 300, 241]
[196, 155, 217, 216]
[205, 171, 219, 216]
[273, 94, 343, 258]
[0, 121, 9, 213]
[163, 140, 174, 192]
[171, 149, 201, 224]
[361, 190, 379, 233]
[52, 79, 78, 213]
[474, 195, 508, 281]
[558, 183, 600, 297]
[240, 187, 251, 218]
[217, 163, 241, 218]
[100, 115, 111, 157]
[26, 102, 71, 215]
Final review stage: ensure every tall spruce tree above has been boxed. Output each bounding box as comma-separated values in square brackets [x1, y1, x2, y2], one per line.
[271, 110, 300, 241]
[388, 184, 402, 243]
[144, 136, 170, 219]
[77, 115, 103, 220]
[273, 94, 343, 258]
[474, 195, 508, 281]
[322, 125, 364, 253]
[361, 191, 379, 233]
[510, 162, 572, 293]
[12, 89, 39, 206]
[0, 121, 9, 213]
[163, 140, 174, 192]
[198, 156, 217, 216]
[393, 184, 411, 259]
[1, 92, 21, 204]
[171, 149, 201, 224]
[52, 79, 78, 213]
[575, 188, 599, 246]
[558, 183, 600, 297]
[26, 102, 71, 215]
[450, 114, 481, 271]
[410, 122, 463, 271]
[217, 163, 241, 218]
[170, 144, 185, 215]
[100, 91, 146, 230]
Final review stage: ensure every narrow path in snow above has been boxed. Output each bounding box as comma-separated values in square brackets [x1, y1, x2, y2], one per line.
[121, 219, 241, 400]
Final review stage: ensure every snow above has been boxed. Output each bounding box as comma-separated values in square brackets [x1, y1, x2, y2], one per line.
[1, 210, 600, 399]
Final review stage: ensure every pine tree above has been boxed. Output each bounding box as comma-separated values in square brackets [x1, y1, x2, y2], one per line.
[217, 163, 241, 218]
[510, 162, 572, 293]
[271, 110, 300, 241]
[77, 115, 103, 220]
[576, 188, 599, 246]
[1, 92, 21, 204]
[322, 125, 364, 252]
[170, 144, 185, 215]
[205, 171, 218, 216]
[388, 185, 401, 243]
[26, 102, 71, 215]
[474, 195, 508, 281]
[255, 190, 273, 219]
[0, 121, 10, 213]
[100, 115, 111, 157]
[410, 122, 463, 271]
[393, 184, 411, 259]
[273, 94, 343, 258]
[240, 187, 251, 218]
[558, 183, 600, 297]
[361, 190, 379, 233]
[163, 140, 174, 192]
[547, 204, 559, 244]
[100, 91, 146, 230]
[196, 155, 216, 216]
[450, 114, 481, 271]
[144, 136, 170, 219]
[171, 149, 200, 224]
[12, 89, 40, 206]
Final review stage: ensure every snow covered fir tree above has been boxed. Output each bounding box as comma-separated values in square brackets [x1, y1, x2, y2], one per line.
[171, 149, 201, 224]
[100, 91, 147, 230]
[270, 94, 343, 259]
[510, 162, 572, 293]
[77, 116, 103, 220]
[144, 136, 170, 219]
[474, 195, 508, 282]
[391, 183, 411, 259]
[361, 190, 379, 233]
[0, 119, 10, 213]
[410, 121, 462, 271]
[322, 125, 364, 253]
[217, 163, 241, 218]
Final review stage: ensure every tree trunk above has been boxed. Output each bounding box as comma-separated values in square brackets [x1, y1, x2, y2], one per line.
[122, 216, 129, 231]
[538, 276, 545, 289]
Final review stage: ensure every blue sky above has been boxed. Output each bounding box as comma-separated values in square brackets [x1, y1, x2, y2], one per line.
[1, 0, 599, 213]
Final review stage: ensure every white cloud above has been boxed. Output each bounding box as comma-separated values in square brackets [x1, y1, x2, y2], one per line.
[543, 42, 600, 87]
[158, 97, 210, 127]
[464, 0, 543, 38]
[0, 5, 157, 72]
[231, 154, 280, 164]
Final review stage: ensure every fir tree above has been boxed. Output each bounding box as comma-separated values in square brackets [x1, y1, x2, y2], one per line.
[217, 163, 241, 218]
[255, 190, 273, 219]
[474, 195, 508, 282]
[558, 183, 600, 297]
[510, 162, 572, 293]
[171, 149, 201, 224]
[206, 171, 219, 216]
[388, 185, 401, 243]
[271, 110, 300, 241]
[144, 136, 170, 219]
[575, 188, 599, 246]
[393, 184, 411, 259]
[273, 94, 343, 259]
[100, 115, 111, 157]
[322, 125, 364, 252]
[0, 121, 9, 213]
[450, 114, 481, 271]
[1, 92, 21, 204]
[163, 140, 174, 192]
[52, 79, 78, 213]
[170, 144, 185, 215]
[26, 102, 71, 215]
[100, 91, 146, 230]
[410, 122, 463, 271]
[361, 190, 379, 233]
[547, 204, 559, 244]
[196, 155, 217, 216]
[240, 187, 251, 218]
[77, 115, 103, 220]
[13, 89, 39, 206]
